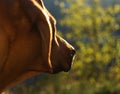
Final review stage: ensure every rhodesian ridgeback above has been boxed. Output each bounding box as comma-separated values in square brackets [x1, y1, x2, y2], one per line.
[0, 0, 75, 92]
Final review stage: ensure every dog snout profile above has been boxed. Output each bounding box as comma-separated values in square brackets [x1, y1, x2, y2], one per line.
[50, 35, 76, 73]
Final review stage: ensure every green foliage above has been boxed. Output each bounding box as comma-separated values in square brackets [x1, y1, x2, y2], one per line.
[58, 0, 120, 93]
[9, 0, 120, 94]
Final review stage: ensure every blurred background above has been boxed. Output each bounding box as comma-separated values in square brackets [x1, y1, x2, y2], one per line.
[9, 0, 120, 94]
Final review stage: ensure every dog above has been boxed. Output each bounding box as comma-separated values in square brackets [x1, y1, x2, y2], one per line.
[0, 0, 75, 92]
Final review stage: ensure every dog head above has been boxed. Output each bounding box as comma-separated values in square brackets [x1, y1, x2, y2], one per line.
[0, 0, 75, 91]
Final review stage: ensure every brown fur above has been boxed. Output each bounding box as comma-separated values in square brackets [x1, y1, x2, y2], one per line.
[0, 0, 75, 92]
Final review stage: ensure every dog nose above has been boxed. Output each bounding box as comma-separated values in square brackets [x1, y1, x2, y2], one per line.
[70, 48, 76, 57]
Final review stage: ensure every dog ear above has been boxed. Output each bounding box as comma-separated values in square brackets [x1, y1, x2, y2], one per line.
[19, 0, 53, 72]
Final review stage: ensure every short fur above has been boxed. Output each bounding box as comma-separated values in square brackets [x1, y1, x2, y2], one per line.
[0, 0, 75, 92]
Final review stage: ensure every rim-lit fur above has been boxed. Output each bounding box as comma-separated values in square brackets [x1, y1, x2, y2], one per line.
[0, 0, 75, 92]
